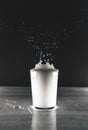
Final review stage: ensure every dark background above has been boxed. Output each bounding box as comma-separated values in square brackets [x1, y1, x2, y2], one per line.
[0, 0, 87, 87]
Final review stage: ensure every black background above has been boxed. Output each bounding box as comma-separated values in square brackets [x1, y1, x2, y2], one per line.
[0, 1, 87, 87]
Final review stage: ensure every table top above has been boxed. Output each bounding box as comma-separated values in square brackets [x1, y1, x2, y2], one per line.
[0, 86, 88, 130]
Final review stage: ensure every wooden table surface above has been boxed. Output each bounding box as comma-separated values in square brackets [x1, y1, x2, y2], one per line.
[0, 87, 88, 130]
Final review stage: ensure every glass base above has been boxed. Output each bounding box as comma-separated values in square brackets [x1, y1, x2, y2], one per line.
[35, 106, 55, 110]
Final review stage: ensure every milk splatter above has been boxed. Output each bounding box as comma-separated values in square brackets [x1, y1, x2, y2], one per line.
[5, 99, 32, 114]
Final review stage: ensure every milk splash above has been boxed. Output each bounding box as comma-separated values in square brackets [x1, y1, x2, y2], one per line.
[34, 61, 55, 70]
[29, 31, 58, 64]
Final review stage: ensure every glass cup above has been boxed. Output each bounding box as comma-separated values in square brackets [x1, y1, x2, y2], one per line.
[30, 68, 59, 109]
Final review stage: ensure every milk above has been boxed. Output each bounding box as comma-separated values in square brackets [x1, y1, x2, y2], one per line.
[30, 62, 59, 108]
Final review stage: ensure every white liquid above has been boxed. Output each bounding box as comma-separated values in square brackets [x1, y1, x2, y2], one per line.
[30, 62, 59, 108]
